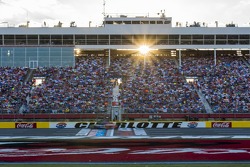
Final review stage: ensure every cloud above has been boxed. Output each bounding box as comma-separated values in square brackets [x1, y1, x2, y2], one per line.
[0, 0, 249, 27]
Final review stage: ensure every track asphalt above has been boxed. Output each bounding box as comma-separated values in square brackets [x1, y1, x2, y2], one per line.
[0, 128, 250, 138]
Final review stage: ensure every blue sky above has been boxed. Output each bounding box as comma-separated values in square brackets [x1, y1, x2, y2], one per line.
[0, 0, 249, 27]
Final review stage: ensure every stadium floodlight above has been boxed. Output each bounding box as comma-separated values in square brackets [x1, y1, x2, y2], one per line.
[138, 45, 150, 54]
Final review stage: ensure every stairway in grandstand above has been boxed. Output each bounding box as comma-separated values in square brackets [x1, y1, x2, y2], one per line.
[241, 56, 250, 68]
[112, 81, 121, 121]
[19, 69, 35, 114]
[196, 89, 213, 114]
[173, 58, 179, 68]
[23, 69, 35, 83]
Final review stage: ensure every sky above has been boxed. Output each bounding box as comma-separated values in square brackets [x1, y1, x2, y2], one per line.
[0, 0, 250, 27]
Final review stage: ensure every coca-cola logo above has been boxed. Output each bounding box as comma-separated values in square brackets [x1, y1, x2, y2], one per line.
[15, 123, 37, 129]
[211, 122, 232, 128]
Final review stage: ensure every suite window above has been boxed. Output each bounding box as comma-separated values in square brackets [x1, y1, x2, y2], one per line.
[240, 35, 249, 39]
[169, 35, 179, 45]
[204, 35, 214, 45]
[110, 40, 121, 45]
[239, 35, 249, 45]
[157, 35, 168, 39]
[216, 40, 227, 45]
[63, 35, 73, 45]
[124, 21, 131, 24]
[228, 35, 238, 39]
[192, 35, 203, 39]
[122, 35, 133, 40]
[192, 40, 203, 45]
[98, 35, 109, 40]
[122, 40, 132, 45]
[0, 35, 2, 45]
[86, 40, 97, 45]
[132, 21, 140, 24]
[75, 35, 85, 45]
[216, 35, 227, 39]
[156, 35, 168, 45]
[228, 40, 238, 45]
[98, 35, 109, 44]
[133, 35, 144, 40]
[114, 21, 122, 24]
[16, 35, 26, 45]
[204, 35, 214, 39]
[105, 21, 113, 24]
[181, 35, 191, 45]
[181, 35, 191, 39]
[27, 35, 38, 45]
[121, 35, 132, 45]
[39, 35, 50, 45]
[133, 35, 144, 45]
[169, 35, 179, 40]
[110, 35, 121, 40]
[145, 35, 156, 40]
[87, 35, 97, 39]
[141, 21, 149, 24]
[4, 35, 15, 45]
[51, 35, 62, 45]
[98, 40, 109, 45]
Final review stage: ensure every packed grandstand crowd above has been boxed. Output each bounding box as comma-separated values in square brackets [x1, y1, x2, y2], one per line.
[0, 55, 249, 114]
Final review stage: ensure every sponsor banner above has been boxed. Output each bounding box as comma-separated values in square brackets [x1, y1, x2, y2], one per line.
[114, 122, 206, 128]
[181, 122, 206, 128]
[49, 122, 207, 129]
[50, 122, 97, 129]
[88, 129, 106, 137]
[15, 123, 37, 129]
[211, 122, 232, 128]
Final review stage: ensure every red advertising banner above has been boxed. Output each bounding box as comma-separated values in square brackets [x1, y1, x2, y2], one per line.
[211, 122, 232, 128]
[15, 123, 37, 129]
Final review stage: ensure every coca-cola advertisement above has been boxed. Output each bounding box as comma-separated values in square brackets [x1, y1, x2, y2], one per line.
[211, 122, 232, 128]
[15, 123, 37, 129]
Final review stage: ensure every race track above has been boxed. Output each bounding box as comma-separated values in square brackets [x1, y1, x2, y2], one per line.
[1, 128, 250, 138]
[1, 128, 250, 163]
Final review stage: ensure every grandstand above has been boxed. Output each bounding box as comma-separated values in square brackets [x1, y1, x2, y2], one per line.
[0, 13, 249, 121]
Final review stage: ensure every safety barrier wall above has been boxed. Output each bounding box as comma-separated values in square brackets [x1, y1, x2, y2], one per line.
[1, 121, 250, 128]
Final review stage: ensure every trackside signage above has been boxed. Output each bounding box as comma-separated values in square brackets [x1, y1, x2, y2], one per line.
[49, 122, 206, 129]
[15, 123, 37, 128]
[211, 122, 232, 128]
